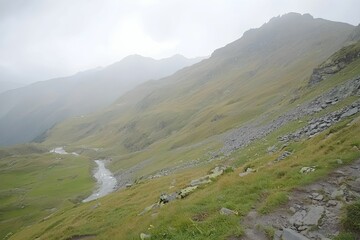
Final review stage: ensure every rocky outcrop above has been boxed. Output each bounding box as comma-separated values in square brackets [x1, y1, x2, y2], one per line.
[241, 159, 360, 240]
[280, 99, 360, 142]
[309, 41, 360, 86]
[221, 76, 360, 156]
[139, 166, 227, 215]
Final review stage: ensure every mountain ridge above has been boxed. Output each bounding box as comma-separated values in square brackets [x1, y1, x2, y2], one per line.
[0, 54, 203, 146]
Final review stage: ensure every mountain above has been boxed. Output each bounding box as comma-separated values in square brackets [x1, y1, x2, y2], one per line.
[0, 54, 203, 146]
[44, 13, 353, 157]
[4, 13, 360, 240]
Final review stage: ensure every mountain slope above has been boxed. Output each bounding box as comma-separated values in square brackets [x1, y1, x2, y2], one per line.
[8, 35, 360, 240]
[0, 55, 202, 146]
[43, 13, 354, 176]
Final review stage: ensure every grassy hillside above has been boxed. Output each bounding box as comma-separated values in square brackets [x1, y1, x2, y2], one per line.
[0, 146, 94, 239]
[10, 89, 360, 240]
[43, 13, 354, 178]
[1, 13, 359, 239]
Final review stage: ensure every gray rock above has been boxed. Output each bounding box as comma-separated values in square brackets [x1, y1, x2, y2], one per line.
[140, 233, 151, 240]
[274, 230, 282, 240]
[289, 210, 307, 226]
[219, 207, 238, 216]
[178, 186, 198, 198]
[289, 207, 296, 213]
[302, 205, 324, 226]
[190, 176, 212, 186]
[282, 228, 309, 240]
[326, 200, 338, 207]
[300, 167, 315, 174]
[310, 193, 324, 201]
[331, 189, 344, 199]
[341, 107, 358, 118]
[348, 178, 360, 192]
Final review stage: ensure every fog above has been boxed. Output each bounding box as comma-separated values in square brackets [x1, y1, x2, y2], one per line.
[1, 0, 359, 83]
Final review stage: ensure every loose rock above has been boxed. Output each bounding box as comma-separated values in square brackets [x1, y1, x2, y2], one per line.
[219, 207, 238, 216]
[282, 228, 309, 240]
[300, 167, 315, 174]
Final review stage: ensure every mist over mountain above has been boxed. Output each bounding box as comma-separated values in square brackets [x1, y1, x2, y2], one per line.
[0, 54, 203, 146]
[1, 8, 360, 240]
[44, 13, 354, 152]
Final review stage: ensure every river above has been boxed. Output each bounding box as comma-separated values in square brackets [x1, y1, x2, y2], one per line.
[82, 160, 117, 202]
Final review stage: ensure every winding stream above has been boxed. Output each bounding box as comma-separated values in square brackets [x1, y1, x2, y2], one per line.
[83, 160, 117, 202]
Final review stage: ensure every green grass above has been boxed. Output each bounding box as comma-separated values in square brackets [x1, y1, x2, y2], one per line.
[8, 107, 360, 240]
[344, 201, 360, 232]
[2, 32, 360, 240]
[0, 152, 94, 239]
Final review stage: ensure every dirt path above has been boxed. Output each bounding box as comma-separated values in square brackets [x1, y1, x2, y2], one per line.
[241, 159, 360, 240]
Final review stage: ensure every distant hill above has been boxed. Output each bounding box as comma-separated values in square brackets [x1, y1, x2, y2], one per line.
[44, 13, 354, 157]
[0, 55, 203, 146]
[36, 12, 359, 190]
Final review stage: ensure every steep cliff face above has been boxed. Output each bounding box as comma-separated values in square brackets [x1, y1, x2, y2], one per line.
[309, 41, 360, 86]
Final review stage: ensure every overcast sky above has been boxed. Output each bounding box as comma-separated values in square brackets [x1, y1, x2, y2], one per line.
[1, 0, 360, 83]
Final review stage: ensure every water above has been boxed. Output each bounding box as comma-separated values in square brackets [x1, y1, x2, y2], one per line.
[83, 160, 117, 202]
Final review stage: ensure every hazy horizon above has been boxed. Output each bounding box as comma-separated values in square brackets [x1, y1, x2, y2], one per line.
[1, 0, 360, 84]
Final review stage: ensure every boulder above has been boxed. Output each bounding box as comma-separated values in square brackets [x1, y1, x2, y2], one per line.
[178, 186, 198, 198]
[208, 166, 225, 178]
[300, 167, 315, 174]
[341, 107, 358, 118]
[282, 228, 309, 240]
[331, 189, 344, 199]
[219, 207, 238, 216]
[302, 205, 324, 226]
[239, 167, 255, 177]
[190, 176, 212, 186]
[348, 178, 360, 192]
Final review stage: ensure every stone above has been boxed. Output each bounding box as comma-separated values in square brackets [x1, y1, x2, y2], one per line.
[341, 107, 358, 118]
[326, 200, 338, 207]
[289, 207, 296, 213]
[140, 233, 151, 240]
[302, 205, 324, 226]
[289, 210, 307, 226]
[282, 228, 309, 240]
[208, 166, 225, 178]
[274, 230, 282, 240]
[298, 225, 308, 231]
[239, 167, 255, 177]
[331, 189, 344, 199]
[219, 207, 238, 216]
[300, 167, 315, 174]
[190, 176, 212, 186]
[348, 178, 360, 191]
[125, 183, 133, 188]
[312, 193, 324, 201]
[178, 186, 198, 198]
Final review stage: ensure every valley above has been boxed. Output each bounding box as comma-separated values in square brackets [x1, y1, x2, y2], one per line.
[0, 12, 359, 240]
